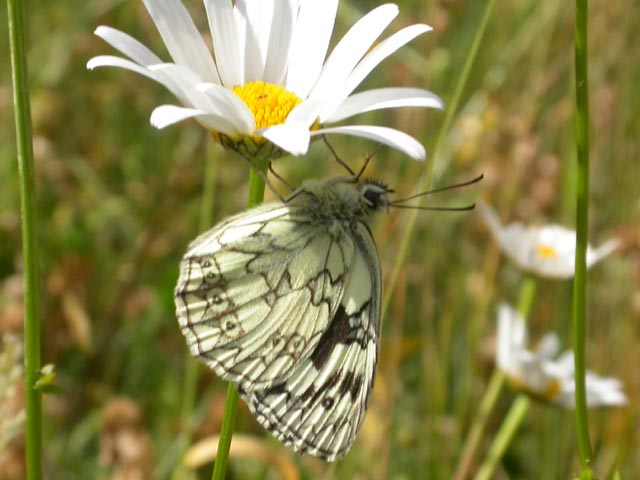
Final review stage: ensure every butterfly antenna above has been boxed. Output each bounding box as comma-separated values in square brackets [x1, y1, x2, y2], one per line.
[355, 144, 384, 179]
[323, 136, 355, 175]
[391, 203, 476, 212]
[269, 164, 294, 192]
[391, 174, 484, 204]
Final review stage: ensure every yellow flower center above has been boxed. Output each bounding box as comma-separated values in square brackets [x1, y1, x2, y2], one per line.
[536, 244, 558, 259]
[507, 375, 562, 403]
[232, 81, 302, 129]
[540, 377, 562, 400]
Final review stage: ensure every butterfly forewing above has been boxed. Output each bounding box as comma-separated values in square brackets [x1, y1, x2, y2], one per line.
[175, 202, 356, 392]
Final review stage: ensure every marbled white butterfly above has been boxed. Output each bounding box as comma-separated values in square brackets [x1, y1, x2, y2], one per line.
[174, 172, 479, 461]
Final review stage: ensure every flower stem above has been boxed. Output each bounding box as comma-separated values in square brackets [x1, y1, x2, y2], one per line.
[573, 0, 593, 475]
[473, 396, 531, 480]
[452, 277, 536, 480]
[7, 0, 43, 478]
[211, 159, 268, 480]
[516, 277, 537, 318]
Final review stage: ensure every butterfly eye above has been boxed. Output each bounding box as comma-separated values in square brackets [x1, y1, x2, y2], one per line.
[362, 184, 388, 208]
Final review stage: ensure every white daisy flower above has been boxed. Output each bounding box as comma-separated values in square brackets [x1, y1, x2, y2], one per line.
[477, 201, 620, 279]
[87, 0, 443, 161]
[496, 303, 628, 408]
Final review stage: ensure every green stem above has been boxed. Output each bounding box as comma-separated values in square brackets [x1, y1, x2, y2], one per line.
[452, 278, 536, 480]
[452, 371, 506, 480]
[7, 0, 43, 478]
[211, 159, 268, 480]
[473, 396, 531, 480]
[381, 0, 497, 319]
[516, 277, 537, 318]
[573, 0, 593, 475]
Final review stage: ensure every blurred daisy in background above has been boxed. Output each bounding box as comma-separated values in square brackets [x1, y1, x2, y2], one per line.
[496, 303, 627, 408]
[477, 201, 620, 279]
[88, 0, 443, 162]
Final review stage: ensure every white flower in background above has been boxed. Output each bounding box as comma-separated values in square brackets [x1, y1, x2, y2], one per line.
[87, 0, 443, 161]
[477, 201, 620, 279]
[496, 303, 627, 408]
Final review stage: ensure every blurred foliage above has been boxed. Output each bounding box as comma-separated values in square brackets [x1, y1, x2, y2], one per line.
[1, 0, 638, 479]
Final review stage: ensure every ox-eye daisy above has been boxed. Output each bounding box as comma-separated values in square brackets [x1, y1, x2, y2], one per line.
[477, 201, 619, 279]
[496, 304, 627, 408]
[87, 0, 443, 162]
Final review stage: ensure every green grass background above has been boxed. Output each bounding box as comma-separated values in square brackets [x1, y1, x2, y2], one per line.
[1, 0, 638, 478]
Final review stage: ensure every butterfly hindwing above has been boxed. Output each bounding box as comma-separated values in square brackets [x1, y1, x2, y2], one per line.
[175, 202, 356, 391]
[239, 221, 381, 461]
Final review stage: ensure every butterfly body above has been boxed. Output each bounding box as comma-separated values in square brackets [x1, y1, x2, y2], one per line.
[175, 177, 390, 461]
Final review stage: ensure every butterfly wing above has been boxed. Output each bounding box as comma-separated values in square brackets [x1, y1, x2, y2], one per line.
[174, 202, 356, 392]
[239, 221, 382, 461]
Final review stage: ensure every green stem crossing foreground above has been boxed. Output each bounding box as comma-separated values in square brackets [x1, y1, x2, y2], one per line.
[473, 396, 531, 480]
[572, 0, 594, 476]
[7, 0, 43, 478]
[212, 160, 268, 480]
[454, 278, 537, 480]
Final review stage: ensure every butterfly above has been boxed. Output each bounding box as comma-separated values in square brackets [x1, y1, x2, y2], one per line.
[174, 168, 479, 461]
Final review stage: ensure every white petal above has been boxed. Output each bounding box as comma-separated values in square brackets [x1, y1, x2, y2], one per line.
[94, 26, 162, 66]
[310, 4, 399, 101]
[313, 125, 426, 160]
[149, 64, 240, 124]
[286, 0, 339, 98]
[286, 99, 325, 127]
[142, 0, 219, 83]
[152, 67, 254, 136]
[325, 24, 431, 118]
[587, 238, 620, 267]
[150, 105, 207, 128]
[150, 105, 238, 134]
[263, 0, 296, 85]
[237, 0, 273, 82]
[535, 333, 560, 360]
[476, 200, 506, 246]
[148, 63, 203, 108]
[259, 122, 311, 155]
[197, 83, 256, 134]
[585, 375, 628, 406]
[205, 0, 243, 86]
[324, 87, 444, 123]
[557, 372, 628, 407]
[87, 55, 158, 82]
[496, 303, 519, 371]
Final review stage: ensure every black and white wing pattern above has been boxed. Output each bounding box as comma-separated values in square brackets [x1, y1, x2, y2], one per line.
[175, 202, 355, 392]
[175, 177, 390, 461]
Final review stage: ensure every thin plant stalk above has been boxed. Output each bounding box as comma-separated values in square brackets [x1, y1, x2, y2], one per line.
[452, 278, 537, 480]
[173, 153, 218, 480]
[7, 0, 43, 478]
[381, 0, 497, 319]
[572, 0, 594, 476]
[212, 159, 268, 480]
[473, 395, 531, 480]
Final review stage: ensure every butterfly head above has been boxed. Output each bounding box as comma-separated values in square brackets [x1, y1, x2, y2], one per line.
[358, 180, 394, 213]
